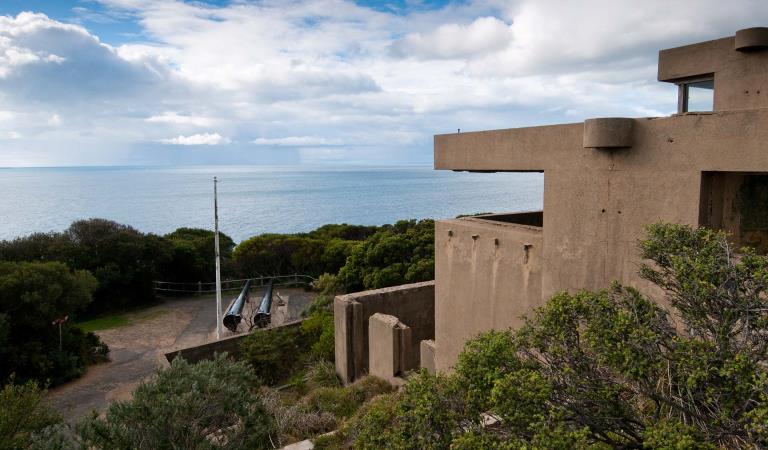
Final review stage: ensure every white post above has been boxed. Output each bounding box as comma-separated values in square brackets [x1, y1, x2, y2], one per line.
[214, 176, 223, 340]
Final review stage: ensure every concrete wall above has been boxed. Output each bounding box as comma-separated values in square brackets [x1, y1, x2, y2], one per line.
[165, 320, 304, 364]
[334, 281, 435, 384]
[434, 215, 543, 371]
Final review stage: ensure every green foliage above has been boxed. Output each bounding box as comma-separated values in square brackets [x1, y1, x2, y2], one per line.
[233, 234, 330, 277]
[312, 273, 341, 296]
[78, 354, 274, 450]
[347, 223, 768, 449]
[337, 219, 434, 292]
[0, 381, 62, 450]
[162, 227, 235, 283]
[0, 261, 107, 386]
[239, 325, 311, 386]
[301, 308, 335, 361]
[306, 360, 341, 390]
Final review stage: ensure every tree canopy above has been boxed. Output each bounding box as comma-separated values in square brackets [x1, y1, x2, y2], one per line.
[0, 260, 106, 385]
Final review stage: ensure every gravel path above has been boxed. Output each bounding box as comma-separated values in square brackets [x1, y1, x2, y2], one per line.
[46, 288, 315, 421]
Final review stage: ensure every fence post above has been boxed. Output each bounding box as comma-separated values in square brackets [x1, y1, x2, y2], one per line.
[198, 281, 202, 296]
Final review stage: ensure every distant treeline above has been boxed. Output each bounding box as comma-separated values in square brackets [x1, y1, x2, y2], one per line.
[0, 217, 434, 387]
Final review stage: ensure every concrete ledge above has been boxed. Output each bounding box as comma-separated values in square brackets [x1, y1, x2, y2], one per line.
[334, 281, 435, 384]
[735, 27, 768, 51]
[165, 320, 303, 363]
[583, 118, 634, 149]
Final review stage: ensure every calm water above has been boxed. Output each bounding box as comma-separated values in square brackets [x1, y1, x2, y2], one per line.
[0, 165, 543, 242]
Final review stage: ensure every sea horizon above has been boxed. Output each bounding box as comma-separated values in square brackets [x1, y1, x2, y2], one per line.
[0, 164, 544, 243]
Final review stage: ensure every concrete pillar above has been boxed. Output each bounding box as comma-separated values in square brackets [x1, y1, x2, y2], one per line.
[368, 313, 411, 384]
[420, 339, 436, 374]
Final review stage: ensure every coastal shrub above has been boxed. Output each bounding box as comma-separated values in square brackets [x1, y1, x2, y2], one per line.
[0, 260, 107, 386]
[161, 227, 235, 283]
[0, 381, 62, 449]
[258, 386, 337, 446]
[305, 360, 341, 390]
[344, 223, 768, 448]
[312, 272, 341, 295]
[0, 219, 173, 314]
[337, 219, 434, 292]
[78, 354, 274, 450]
[239, 325, 312, 386]
[300, 308, 335, 362]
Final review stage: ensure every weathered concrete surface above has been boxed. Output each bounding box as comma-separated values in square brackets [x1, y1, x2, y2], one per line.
[583, 118, 634, 149]
[435, 215, 543, 371]
[658, 31, 768, 112]
[334, 281, 434, 384]
[368, 313, 413, 385]
[165, 320, 304, 363]
[420, 339, 436, 374]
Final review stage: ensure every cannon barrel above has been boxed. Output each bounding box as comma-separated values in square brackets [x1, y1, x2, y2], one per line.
[223, 279, 252, 332]
[254, 279, 274, 328]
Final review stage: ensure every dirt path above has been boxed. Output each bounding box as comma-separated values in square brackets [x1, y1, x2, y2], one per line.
[46, 288, 315, 421]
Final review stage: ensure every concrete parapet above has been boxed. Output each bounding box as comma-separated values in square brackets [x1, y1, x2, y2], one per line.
[334, 281, 435, 384]
[164, 320, 303, 364]
[368, 313, 413, 385]
[420, 339, 436, 374]
[583, 118, 634, 149]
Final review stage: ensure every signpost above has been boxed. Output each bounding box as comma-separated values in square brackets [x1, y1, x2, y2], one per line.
[52, 315, 68, 351]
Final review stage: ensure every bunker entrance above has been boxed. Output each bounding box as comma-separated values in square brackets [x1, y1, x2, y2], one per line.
[700, 172, 768, 254]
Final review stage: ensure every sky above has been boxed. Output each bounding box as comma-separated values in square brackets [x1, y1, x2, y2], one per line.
[0, 0, 767, 167]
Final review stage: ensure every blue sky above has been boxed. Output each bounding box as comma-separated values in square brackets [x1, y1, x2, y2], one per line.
[0, 0, 767, 167]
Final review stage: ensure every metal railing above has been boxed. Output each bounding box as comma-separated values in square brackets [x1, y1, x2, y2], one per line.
[153, 274, 316, 295]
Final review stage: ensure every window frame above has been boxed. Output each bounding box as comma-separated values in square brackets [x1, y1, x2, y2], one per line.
[677, 76, 715, 113]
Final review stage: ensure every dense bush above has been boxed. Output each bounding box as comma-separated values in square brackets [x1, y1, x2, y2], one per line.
[337, 219, 434, 292]
[239, 293, 336, 386]
[0, 381, 62, 449]
[0, 220, 238, 314]
[239, 324, 314, 386]
[77, 354, 274, 450]
[344, 223, 768, 449]
[0, 260, 107, 386]
[161, 227, 235, 283]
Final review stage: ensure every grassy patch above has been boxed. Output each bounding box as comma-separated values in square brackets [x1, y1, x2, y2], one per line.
[75, 315, 130, 333]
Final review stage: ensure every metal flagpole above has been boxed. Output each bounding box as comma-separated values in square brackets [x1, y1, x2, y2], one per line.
[214, 177, 223, 340]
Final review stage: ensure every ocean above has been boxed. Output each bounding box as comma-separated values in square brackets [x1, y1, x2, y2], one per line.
[0, 165, 544, 243]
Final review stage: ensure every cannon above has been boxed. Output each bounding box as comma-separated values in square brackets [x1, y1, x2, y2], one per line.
[223, 279, 252, 332]
[253, 279, 274, 328]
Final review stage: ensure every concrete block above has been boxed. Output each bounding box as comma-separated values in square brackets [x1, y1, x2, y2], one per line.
[420, 339, 436, 374]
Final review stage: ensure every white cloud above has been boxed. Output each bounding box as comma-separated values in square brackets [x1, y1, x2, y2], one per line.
[2, 0, 768, 166]
[160, 132, 230, 145]
[391, 16, 513, 60]
[252, 136, 344, 146]
[146, 112, 216, 127]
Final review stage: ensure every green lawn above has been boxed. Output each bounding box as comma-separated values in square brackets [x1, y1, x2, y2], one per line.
[74, 308, 169, 333]
[75, 314, 130, 333]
